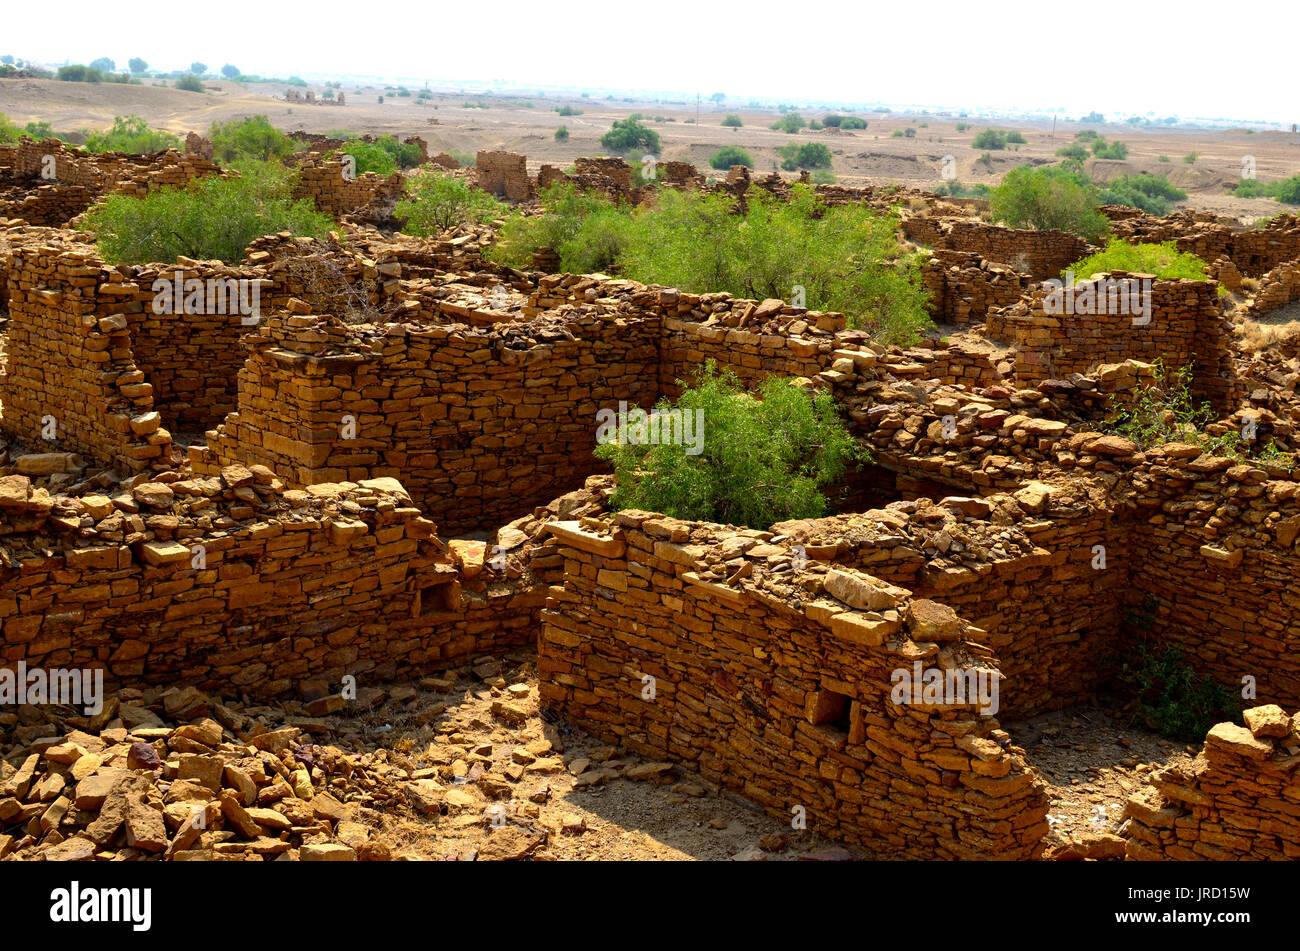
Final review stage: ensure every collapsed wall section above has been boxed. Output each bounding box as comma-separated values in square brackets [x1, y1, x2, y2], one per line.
[536, 515, 1048, 859]
[1124, 705, 1300, 860]
[0, 472, 545, 697]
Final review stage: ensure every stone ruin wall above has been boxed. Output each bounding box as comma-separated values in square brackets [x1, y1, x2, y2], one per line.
[1112, 212, 1300, 278]
[291, 159, 405, 221]
[922, 249, 1029, 325]
[0, 242, 174, 472]
[0, 471, 547, 700]
[535, 517, 1049, 859]
[990, 275, 1233, 410]
[904, 217, 1090, 281]
[1125, 705, 1300, 860]
[476, 151, 533, 202]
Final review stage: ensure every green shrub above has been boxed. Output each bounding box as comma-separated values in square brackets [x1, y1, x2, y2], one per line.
[1158, 154, 1170, 162]
[721, 114, 743, 127]
[0, 112, 21, 144]
[1092, 138, 1128, 160]
[990, 165, 1109, 241]
[395, 169, 507, 236]
[334, 141, 393, 175]
[600, 117, 660, 154]
[554, 125, 570, 142]
[971, 129, 1007, 150]
[1056, 143, 1088, 162]
[209, 115, 293, 164]
[1076, 129, 1099, 141]
[769, 112, 805, 134]
[489, 183, 930, 342]
[839, 116, 867, 130]
[1101, 361, 1248, 461]
[175, 74, 205, 93]
[778, 142, 832, 170]
[934, 180, 990, 199]
[1099, 173, 1187, 215]
[1235, 174, 1300, 205]
[1005, 130, 1026, 144]
[81, 161, 332, 264]
[1182, 152, 1198, 164]
[1066, 240, 1207, 282]
[710, 146, 753, 169]
[809, 168, 836, 185]
[594, 362, 861, 529]
[955, 122, 970, 132]
[556, 105, 583, 116]
[1119, 645, 1241, 742]
[84, 115, 180, 154]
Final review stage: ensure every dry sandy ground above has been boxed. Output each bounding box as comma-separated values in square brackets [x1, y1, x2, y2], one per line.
[4, 77, 1299, 221]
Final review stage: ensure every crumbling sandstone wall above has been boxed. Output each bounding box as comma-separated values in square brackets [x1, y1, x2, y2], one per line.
[536, 515, 1049, 859]
[930, 219, 1089, 280]
[0, 472, 545, 697]
[1114, 212, 1300, 277]
[1125, 705, 1300, 860]
[992, 275, 1232, 410]
[922, 249, 1028, 325]
[476, 151, 533, 202]
[190, 311, 660, 536]
[0, 243, 173, 471]
[292, 159, 404, 221]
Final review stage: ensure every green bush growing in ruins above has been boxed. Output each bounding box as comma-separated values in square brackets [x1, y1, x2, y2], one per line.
[710, 146, 753, 169]
[1098, 173, 1186, 216]
[990, 165, 1110, 242]
[209, 115, 294, 164]
[335, 140, 396, 175]
[84, 115, 180, 154]
[1065, 240, 1208, 282]
[81, 160, 332, 264]
[1119, 645, 1241, 742]
[594, 362, 862, 529]
[0, 112, 20, 144]
[489, 182, 931, 343]
[1101, 361, 1246, 459]
[600, 117, 660, 155]
[396, 169, 507, 236]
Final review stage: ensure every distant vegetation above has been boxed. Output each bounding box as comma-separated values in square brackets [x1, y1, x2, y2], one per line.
[396, 169, 506, 235]
[823, 115, 866, 129]
[174, 74, 205, 93]
[778, 142, 832, 171]
[1235, 175, 1300, 205]
[770, 112, 806, 134]
[934, 181, 990, 199]
[555, 105, 583, 116]
[990, 165, 1110, 241]
[554, 126, 569, 142]
[971, 129, 1024, 150]
[600, 117, 660, 155]
[332, 135, 422, 175]
[488, 183, 930, 343]
[710, 146, 753, 169]
[721, 114, 743, 128]
[1099, 173, 1186, 215]
[84, 116, 180, 154]
[82, 161, 331, 264]
[595, 363, 861, 530]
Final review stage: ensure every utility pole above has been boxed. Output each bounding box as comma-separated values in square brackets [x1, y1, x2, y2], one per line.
[697, 93, 700, 125]
[1051, 110, 1056, 142]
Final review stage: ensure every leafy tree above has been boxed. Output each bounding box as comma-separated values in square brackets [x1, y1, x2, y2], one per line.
[1081, 111, 1105, 123]
[175, 74, 205, 92]
[1005, 130, 1026, 144]
[710, 146, 753, 169]
[990, 165, 1110, 241]
[81, 160, 332, 264]
[721, 114, 743, 127]
[1099, 174, 1186, 215]
[396, 169, 507, 235]
[209, 114, 293, 163]
[0, 55, 13, 65]
[594, 362, 862, 529]
[128, 57, 148, 73]
[600, 117, 660, 154]
[189, 62, 207, 75]
[221, 64, 240, 79]
[554, 125, 569, 142]
[556, 105, 582, 116]
[778, 142, 832, 170]
[90, 57, 115, 72]
[85, 115, 181, 153]
[56, 65, 103, 83]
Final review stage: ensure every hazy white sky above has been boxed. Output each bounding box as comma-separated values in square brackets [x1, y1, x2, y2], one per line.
[7, 0, 1297, 123]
